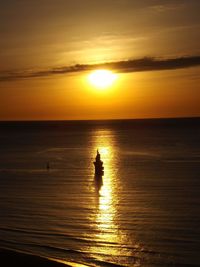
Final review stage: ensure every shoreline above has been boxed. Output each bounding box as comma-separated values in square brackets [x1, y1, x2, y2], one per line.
[0, 247, 71, 267]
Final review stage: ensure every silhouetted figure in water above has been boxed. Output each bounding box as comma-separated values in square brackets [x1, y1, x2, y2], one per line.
[46, 162, 50, 170]
[93, 150, 104, 192]
[93, 150, 104, 176]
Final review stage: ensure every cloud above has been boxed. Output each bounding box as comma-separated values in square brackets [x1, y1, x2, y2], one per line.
[0, 55, 200, 82]
[149, 2, 185, 12]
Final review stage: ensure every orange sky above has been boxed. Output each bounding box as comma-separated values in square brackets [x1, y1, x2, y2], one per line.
[0, 0, 200, 120]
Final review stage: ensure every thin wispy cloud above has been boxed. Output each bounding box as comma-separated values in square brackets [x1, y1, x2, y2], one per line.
[150, 2, 185, 12]
[0, 55, 200, 82]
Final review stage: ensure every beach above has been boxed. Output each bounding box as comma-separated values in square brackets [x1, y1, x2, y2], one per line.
[0, 248, 70, 267]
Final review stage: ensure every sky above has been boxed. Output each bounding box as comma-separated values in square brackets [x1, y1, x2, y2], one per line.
[0, 0, 200, 120]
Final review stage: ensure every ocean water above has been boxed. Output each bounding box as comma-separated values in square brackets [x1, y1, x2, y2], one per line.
[0, 118, 200, 267]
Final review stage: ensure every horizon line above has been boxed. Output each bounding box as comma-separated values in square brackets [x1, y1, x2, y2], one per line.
[0, 115, 199, 123]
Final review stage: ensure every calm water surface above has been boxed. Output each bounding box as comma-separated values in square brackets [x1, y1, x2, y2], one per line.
[0, 119, 200, 267]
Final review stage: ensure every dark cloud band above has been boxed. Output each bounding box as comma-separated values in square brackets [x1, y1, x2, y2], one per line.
[0, 55, 200, 82]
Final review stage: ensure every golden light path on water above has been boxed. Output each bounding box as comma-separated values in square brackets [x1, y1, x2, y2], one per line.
[88, 129, 135, 262]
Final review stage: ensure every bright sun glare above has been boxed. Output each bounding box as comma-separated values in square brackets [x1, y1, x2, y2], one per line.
[88, 69, 117, 89]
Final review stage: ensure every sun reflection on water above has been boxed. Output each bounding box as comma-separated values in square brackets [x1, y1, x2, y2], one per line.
[86, 130, 142, 265]
[97, 175, 115, 230]
[89, 130, 123, 256]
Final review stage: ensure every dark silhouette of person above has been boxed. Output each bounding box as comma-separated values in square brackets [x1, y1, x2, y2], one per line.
[46, 162, 50, 170]
[93, 149, 104, 176]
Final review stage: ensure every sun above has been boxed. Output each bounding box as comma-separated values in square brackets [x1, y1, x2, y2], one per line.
[88, 69, 117, 89]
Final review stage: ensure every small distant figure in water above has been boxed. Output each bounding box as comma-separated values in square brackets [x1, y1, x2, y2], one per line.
[46, 162, 50, 170]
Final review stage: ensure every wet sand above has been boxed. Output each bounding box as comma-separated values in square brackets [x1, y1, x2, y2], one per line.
[0, 248, 70, 267]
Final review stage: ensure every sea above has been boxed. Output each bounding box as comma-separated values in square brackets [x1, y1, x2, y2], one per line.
[0, 118, 200, 267]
